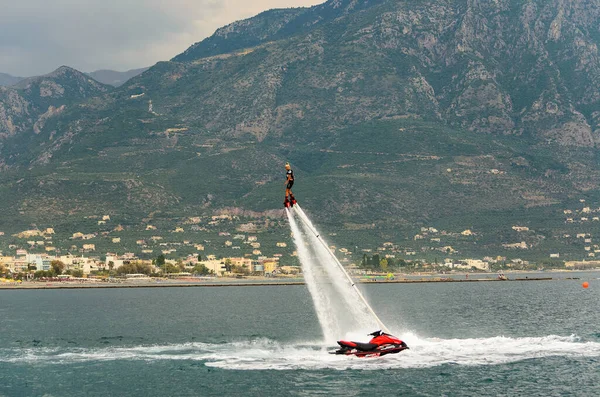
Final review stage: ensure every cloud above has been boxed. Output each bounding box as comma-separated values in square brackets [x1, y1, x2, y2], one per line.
[0, 0, 324, 76]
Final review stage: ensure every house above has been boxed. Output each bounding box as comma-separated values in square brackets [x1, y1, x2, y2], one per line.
[225, 241, 233, 247]
[200, 260, 227, 276]
[247, 236, 258, 242]
[512, 226, 530, 232]
[173, 227, 184, 233]
[263, 261, 278, 274]
[276, 242, 287, 248]
[112, 238, 121, 243]
[83, 244, 96, 251]
[146, 225, 157, 230]
[16, 230, 43, 238]
[461, 230, 473, 236]
[550, 253, 560, 258]
[195, 244, 205, 251]
[102, 215, 111, 221]
[463, 259, 489, 271]
[503, 241, 528, 249]
[45, 228, 55, 235]
[72, 232, 85, 239]
[250, 242, 260, 249]
[252, 250, 262, 256]
[280, 266, 300, 275]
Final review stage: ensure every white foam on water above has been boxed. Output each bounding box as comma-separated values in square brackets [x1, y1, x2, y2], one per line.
[2, 335, 599, 370]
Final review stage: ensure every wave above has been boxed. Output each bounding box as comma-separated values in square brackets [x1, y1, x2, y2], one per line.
[1, 334, 599, 370]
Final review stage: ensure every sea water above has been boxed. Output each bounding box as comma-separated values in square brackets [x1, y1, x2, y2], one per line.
[1, 276, 599, 396]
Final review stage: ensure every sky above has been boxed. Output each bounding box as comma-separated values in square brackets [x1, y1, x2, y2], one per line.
[0, 0, 325, 77]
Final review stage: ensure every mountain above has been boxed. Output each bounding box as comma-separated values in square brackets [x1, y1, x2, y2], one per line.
[0, 0, 600, 261]
[87, 67, 150, 87]
[0, 73, 24, 87]
[0, 66, 111, 140]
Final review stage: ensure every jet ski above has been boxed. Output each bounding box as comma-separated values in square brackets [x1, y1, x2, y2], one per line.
[330, 330, 409, 358]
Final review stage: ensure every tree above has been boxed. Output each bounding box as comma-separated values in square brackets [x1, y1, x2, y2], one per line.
[162, 263, 180, 274]
[50, 260, 65, 276]
[192, 264, 211, 275]
[224, 259, 232, 272]
[371, 254, 380, 270]
[197, 254, 202, 262]
[71, 269, 84, 278]
[0, 263, 7, 276]
[361, 254, 368, 268]
[108, 261, 115, 271]
[115, 262, 153, 275]
[380, 258, 388, 272]
[155, 255, 166, 267]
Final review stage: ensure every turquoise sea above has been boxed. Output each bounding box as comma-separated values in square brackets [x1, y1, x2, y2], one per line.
[1, 272, 599, 396]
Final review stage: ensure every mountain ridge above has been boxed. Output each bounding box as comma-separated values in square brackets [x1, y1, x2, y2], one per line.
[0, 0, 600, 260]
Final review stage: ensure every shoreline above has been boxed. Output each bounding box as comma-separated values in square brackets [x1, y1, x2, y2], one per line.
[0, 275, 584, 290]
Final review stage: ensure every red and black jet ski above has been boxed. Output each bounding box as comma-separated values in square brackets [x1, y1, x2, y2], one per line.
[330, 330, 409, 358]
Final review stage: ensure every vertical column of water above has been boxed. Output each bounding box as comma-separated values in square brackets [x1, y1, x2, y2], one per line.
[286, 209, 338, 342]
[294, 205, 382, 331]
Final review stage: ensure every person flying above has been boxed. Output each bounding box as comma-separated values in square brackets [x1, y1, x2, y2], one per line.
[284, 162, 296, 207]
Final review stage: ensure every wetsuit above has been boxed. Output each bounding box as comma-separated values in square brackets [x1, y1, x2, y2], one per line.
[286, 169, 294, 189]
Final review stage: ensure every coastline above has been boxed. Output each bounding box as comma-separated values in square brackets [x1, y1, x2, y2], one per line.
[1, 271, 592, 290]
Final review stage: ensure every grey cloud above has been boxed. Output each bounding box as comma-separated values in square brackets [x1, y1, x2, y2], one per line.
[0, 0, 324, 76]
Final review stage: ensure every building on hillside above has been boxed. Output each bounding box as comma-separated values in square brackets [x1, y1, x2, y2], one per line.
[263, 261, 278, 274]
[200, 260, 227, 276]
[279, 266, 300, 275]
[229, 257, 254, 272]
[565, 260, 600, 270]
[463, 259, 489, 271]
[16, 230, 43, 238]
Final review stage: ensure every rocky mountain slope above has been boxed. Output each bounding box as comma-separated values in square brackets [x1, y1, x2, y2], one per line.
[0, 66, 110, 141]
[0, 73, 24, 87]
[87, 67, 149, 87]
[0, 0, 599, 259]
